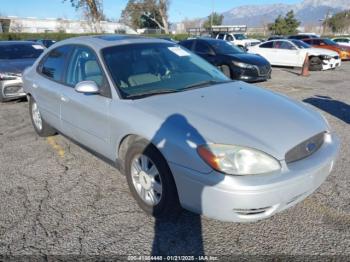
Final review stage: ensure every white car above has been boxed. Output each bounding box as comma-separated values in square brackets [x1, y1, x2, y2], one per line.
[248, 39, 341, 71]
[332, 37, 350, 47]
[216, 33, 260, 49]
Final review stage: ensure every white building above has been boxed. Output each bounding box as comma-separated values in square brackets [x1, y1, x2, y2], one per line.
[0, 16, 137, 34]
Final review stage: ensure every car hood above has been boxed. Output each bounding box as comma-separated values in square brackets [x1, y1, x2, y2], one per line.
[307, 48, 339, 57]
[0, 59, 37, 74]
[225, 53, 269, 66]
[134, 82, 328, 160]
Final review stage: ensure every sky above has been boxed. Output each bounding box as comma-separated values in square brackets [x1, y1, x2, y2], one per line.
[0, 0, 300, 22]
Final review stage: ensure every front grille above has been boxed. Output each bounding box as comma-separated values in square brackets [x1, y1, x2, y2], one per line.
[257, 64, 271, 76]
[233, 207, 271, 216]
[285, 132, 325, 164]
[4, 85, 23, 95]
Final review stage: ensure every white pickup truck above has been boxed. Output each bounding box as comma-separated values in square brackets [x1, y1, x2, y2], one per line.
[216, 33, 261, 49]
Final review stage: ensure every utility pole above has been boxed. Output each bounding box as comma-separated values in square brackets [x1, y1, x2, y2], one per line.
[210, 0, 214, 34]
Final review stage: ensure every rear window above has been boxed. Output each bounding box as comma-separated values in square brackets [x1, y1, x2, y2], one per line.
[0, 43, 44, 60]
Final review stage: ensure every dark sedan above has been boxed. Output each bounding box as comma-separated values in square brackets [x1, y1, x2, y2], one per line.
[179, 38, 271, 82]
[0, 41, 44, 102]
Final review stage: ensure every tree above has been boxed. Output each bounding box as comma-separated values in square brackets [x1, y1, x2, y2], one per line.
[120, 0, 170, 34]
[203, 12, 223, 29]
[63, 0, 105, 33]
[269, 10, 300, 35]
[324, 10, 350, 34]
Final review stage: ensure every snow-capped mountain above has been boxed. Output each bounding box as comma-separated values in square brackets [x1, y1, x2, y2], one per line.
[222, 0, 349, 26]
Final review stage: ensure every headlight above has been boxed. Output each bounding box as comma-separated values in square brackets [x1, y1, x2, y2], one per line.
[0, 72, 20, 81]
[232, 61, 255, 69]
[197, 144, 281, 175]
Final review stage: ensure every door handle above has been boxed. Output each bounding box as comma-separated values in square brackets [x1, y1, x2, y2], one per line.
[60, 95, 69, 102]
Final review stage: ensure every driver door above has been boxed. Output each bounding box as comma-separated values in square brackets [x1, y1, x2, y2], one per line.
[60, 45, 113, 158]
[273, 41, 299, 66]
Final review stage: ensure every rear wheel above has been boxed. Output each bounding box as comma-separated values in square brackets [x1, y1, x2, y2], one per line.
[29, 96, 56, 137]
[309, 57, 322, 71]
[125, 139, 181, 218]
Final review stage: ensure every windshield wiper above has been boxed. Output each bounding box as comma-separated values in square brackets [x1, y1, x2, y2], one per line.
[125, 89, 181, 99]
[182, 80, 231, 91]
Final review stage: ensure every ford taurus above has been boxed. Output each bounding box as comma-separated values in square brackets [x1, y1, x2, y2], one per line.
[23, 35, 340, 222]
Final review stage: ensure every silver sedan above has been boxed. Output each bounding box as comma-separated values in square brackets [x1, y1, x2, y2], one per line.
[23, 35, 340, 222]
[0, 41, 44, 102]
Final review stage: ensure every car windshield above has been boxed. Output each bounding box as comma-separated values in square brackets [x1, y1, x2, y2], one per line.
[102, 43, 229, 99]
[291, 40, 311, 49]
[209, 40, 244, 54]
[234, 34, 247, 40]
[323, 39, 337, 46]
[0, 43, 44, 59]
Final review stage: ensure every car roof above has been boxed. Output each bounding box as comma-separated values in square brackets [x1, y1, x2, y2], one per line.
[55, 34, 172, 50]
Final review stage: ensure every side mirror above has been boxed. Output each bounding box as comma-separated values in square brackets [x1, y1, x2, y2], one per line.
[74, 81, 99, 94]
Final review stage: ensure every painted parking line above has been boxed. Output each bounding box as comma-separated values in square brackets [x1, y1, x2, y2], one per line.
[46, 136, 65, 158]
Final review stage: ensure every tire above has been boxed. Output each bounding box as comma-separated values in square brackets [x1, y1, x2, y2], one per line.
[309, 57, 322, 71]
[221, 65, 231, 79]
[125, 139, 181, 218]
[0, 90, 5, 103]
[29, 96, 56, 137]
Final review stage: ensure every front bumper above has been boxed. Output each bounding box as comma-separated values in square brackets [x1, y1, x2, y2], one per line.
[321, 58, 341, 70]
[232, 65, 271, 83]
[169, 133, 340, 222]
[0, 77, 25, 101]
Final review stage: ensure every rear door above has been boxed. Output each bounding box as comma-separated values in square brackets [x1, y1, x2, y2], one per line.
[34, 45, 73, 129]
[60, 45, 113, 157]
[254, 41, 276, 64]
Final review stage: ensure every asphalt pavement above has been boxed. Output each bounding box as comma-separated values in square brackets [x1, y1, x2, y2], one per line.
[0, 63, 349, 260]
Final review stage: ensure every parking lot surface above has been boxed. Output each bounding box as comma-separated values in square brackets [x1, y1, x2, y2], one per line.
[0, 63, 350, 259]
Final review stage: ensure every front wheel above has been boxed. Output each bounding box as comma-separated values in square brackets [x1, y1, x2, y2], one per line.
[29, 96, 56, 137]
[309, 57, 322, 71]
[125, 139, 181, 218]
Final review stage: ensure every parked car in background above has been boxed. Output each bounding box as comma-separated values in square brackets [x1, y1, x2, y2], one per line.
[0, 41, 44, 102]
[302, 38, 350, 60]
[216, 33, 261, 49]
[27, 39, 56, 48]
[332, 37, 350, 47]
[179, 38, 271, 82]
[268, 36, 286, 41]
[23, 35, 339, 222]
[248, 39, 341, 71]
[288, 34, 319, 40]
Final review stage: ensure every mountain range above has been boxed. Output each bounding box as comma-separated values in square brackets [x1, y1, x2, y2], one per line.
[221, 0, 350, 27]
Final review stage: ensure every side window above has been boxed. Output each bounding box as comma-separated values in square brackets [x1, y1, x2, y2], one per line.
[194, 41, 212, 54]
[260, 41, 273, 48]
[276, 41, 295, 50]
[217, 34, 224, 40]
[226, 35, 233, 41]
[66, 46, 104, 87]
[41, 45, 72, 81]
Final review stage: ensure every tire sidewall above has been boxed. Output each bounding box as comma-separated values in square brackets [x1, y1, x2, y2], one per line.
[125, 139, 180, 217]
